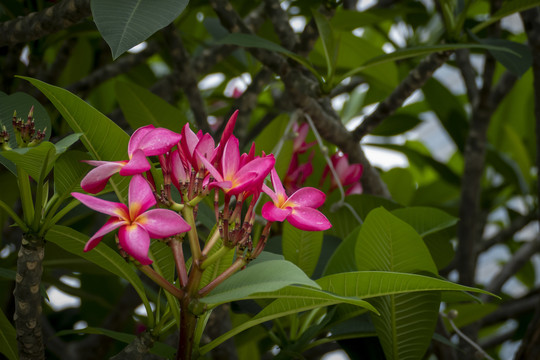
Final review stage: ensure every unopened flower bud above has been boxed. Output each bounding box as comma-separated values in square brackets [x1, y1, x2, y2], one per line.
[447, 309, 458, 319]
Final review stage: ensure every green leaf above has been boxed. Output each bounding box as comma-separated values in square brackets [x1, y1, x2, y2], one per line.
[53, 150, 91, 196]
[20, 76, 130, 202]
[380, 168, 416, 206]
[355, 208, 438, 360]
[56, 327, 175, 358]
[323, 225, 361, 276]
[115, 81, 187, 132]
[475, 37, 532, 76]
[0, 307, 18, 360]
[423, 78, 468, 152]
[201, 271, 494, 356]
[45, 225, 154, 325]
[216, 33, 319, 77]
[53, 133, 82, 155]
[91, 0, 189, 59]
[471, 0, 540, 34]
[312, 10, 337, 81]
[200, 259, 320, 306]
[282, 222, 323, 277]
[341, 43, 521, 81]
[2, 141, 56, 183]
[200, 287, 376, 355]
[371, 113, 422, 136]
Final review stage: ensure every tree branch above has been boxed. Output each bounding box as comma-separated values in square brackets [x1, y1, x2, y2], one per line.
[481, 292, 540, 327]
[162, 25, 211, 134]
[209, 0, 390, 197]
[263, 0, 298, 51]
[13, 235, 45, 360]
[0, 0, 91, 47]
[455, 49, 479, 104]
[66, 42, 160, 95]
[351, 50, 452, 141]
[476, 211, 537, 253]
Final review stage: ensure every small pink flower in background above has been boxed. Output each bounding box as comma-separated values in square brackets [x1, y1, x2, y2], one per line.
[322, 153, 363, 195]
[292, 123, 315, 154]
[72, 175, 190, 265]
[198, 136, 275, 196]
[262, 168, 331, 231]
[81, 125, 181, 193]
[284, 151, 314, 195]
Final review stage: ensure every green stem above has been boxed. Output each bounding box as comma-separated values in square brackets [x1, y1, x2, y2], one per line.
[201, 227, 221, 257]
[0, 199, 28, 232]
[289, 314, 299, 340]
[198, 257, 247, 297]
[39, 199, 79, 236]
[298, 307, 326, 336]
[31, 178, 45, 231]
[139, 265, 184, 300]
[200, 245, 232, 270]
[182, 205, 202, 261]
[17, 167, 34, 225]
[42, 193, 58, 218]
[169, 238, 188, 288]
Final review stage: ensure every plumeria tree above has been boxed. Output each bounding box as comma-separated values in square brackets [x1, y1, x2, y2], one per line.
[1, 1, 540, 360]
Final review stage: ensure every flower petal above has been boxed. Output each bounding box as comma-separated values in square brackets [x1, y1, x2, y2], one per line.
[213, 110, 238, 165]
[287, 206, 331, 231]
[181, 123, 199, 165]
[222, 136, 240, 180]
[170, 150, 188, 188]
[138, 128, 182, 156]
[81, 161, 125, 193]
[197, 150, 223, 182]
[194, 133, 215, 170]
[345, 182, 363, 195]
[84, 218, 125, 252]
[286, 187, 326, 208]
[72, 192, 129, 219]
[269, 168, 287, 201]
[119, 149, 151, 176]
[138, 209, 191, 238]
[262, 183, 278, 203]
[118, 224, 152, 265]
[261, 202, 291, 222]
[129, 175, 156, 219]
[128, 125, 155, 157]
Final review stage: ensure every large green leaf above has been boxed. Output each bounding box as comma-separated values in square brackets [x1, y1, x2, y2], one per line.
[20, 77, 130, 202]
[53, 150, 91, 196]
[0, 307, 18, 360]
[1, 141, 56, 183]
[199, 259, 320, 306]
[56, 327, 175, 358]
[282, 222, 323, 277]
[115, 81, 186, 132]
[45, 225, 154, 325]
[355, 208, 438, 360]
[92, 0, 189, 59]
[200, 271, 493, 355]
[323, 225, 361, 276]
[312, 10, 337, 81]
[478, 38, 532, 76]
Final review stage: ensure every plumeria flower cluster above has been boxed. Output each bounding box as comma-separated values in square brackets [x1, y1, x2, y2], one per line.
[72, 111, 331, 295]
[321, 153, 363, 195]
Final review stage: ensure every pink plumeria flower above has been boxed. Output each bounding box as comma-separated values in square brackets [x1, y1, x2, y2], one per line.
[292, 123, 315, 154]
[81, 125, 181, 193]
[197, 136, 275, 196]
[321, 153, 363, 195]
[72, 175, 190, 265]
[284, 151, 314, 195]
[262, 168, 331, 231]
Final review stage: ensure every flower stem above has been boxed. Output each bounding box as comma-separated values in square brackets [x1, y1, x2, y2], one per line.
[182, 205, 202, 261]
[169, 238, 188, 288]
[200, 245, 232, 270]
[198, 257, 247, 297]
[138, 265, 184, 300]
[201, 227, 221, 257]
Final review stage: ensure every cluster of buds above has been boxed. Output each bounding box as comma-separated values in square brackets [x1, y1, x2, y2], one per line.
[72, 110, 331, 270]
[10, 106, 46, 148]
[0, 125, 10, 151]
